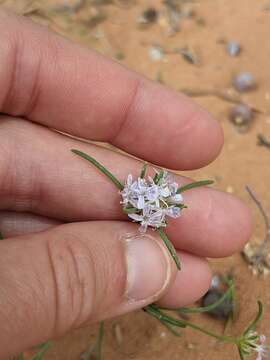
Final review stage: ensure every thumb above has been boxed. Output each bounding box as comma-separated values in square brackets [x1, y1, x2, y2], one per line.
[0, 221, 176, 358]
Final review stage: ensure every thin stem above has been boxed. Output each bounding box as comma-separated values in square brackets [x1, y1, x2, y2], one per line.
[159, 319, 182, 337]
[71, 150, 124, 190]
[157, 228, 181, 270]
[0, 231, 3, 240]
[154, 169, 165, 185]
[246, 186, 269, 229]
[160, 282, 234, 313]
[246, 186, 270, 264]
[144, 306, 186, 328]
[243, 301, 263, 335]
[238, 348, 245, 360]
[140, 162, 148, 178]
[144, 305, 237, 344]
[183, 320, 236, 344]
[177, 180, 214, 194]
[257, 134, 270, 149]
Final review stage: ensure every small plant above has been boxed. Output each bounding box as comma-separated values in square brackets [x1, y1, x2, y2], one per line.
[71, 149, 212, 270]
[72, 149, 269, 360]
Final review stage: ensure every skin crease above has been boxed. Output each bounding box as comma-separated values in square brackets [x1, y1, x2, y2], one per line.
[0, 10, 252, 359]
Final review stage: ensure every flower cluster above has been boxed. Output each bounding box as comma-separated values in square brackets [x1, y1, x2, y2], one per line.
[120, 169, 184, 232]
[239, 331, 270, 360]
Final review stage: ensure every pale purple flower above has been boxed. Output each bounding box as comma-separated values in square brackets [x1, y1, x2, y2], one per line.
[165, 206, 181, 218]
[120, 169, 184, 232]
[168, 193, 183, 205]
[256, 335, 270, 360]
[128, 204, 166, 232]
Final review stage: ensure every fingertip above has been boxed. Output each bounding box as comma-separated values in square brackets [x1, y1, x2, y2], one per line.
[114, 80, 224, 170]
[170, 188, 253, 258]
[157, 252, 212, 308]
[219, 194, 253, 255]
[168, 98, 224, 170]
[205, 192, 252, 257]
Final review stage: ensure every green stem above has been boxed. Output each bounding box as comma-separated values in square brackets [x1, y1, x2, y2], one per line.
[243, 301, 263, 335]
[159, 319, 182, 337]
[177, 180, 214, 194]
[182, 320, 236, 344]
[144, 306, 186, 328]
[154, 169, 165, 185]
[144, 306, 237, 345]
[71, 149, 124, 190]
[160, 282, 234, 314]
[0, 231, 3, 240]
[238, 348, 245, 360]
[140, 162, 148, 178]
[157, 228, 181, 270]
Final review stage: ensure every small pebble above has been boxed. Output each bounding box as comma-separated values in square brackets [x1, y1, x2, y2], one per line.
[229, 104, 253, 132]
[149, 46, 164, 61]
[114, 323, 123, 346]
[232, 72, 257, 92]
[187, 342, 195, 350]
[226, 41, 241, 56]
[210, 274, 221, 289]
[202, 289, 233, 320]
[226, 186, 234, 194]
[142, 8, 158, 23]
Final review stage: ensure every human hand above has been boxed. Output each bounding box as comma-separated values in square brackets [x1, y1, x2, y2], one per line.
[0, 10, 251, 359]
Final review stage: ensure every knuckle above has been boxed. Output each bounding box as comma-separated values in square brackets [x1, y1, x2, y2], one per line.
[0, 12, 41, 116]
[0, 118, 41, 212]
[46, 229, 96, 335]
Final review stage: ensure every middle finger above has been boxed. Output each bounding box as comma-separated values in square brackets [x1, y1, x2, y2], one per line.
[0, 117, 251, 257]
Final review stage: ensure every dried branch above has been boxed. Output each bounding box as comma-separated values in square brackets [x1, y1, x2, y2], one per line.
[244, 186, 270, 269]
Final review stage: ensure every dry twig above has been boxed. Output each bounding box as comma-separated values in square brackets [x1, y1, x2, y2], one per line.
[243, 186, 270, 273]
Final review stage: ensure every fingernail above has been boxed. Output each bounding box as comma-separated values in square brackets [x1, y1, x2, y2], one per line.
[125, 234, 171, 301]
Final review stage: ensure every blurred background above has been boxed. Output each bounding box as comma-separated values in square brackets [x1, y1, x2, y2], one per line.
[2, 0, 270, 359]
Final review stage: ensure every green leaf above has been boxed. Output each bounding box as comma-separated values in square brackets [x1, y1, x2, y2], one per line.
[238, 348, 245, 360]
[157, 228, 181, 270]
[159, 319, 182, 337]
[177, 180, 214, 193]
[175, 204, 188, 209]
[30, 342, 52, 360]
[122, 207, 138, 214]
[154, 169, 165, 185]
[144, 305, 186, 328]
[243, 301, 263, 335]
[71, 149, 124, 190]
[140, 162, 148, 179]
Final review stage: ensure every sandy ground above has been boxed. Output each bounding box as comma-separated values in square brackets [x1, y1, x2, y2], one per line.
[2, 0, 270, 359]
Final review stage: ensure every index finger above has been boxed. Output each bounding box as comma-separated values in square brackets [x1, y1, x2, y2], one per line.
[0, 10, 223, 170]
